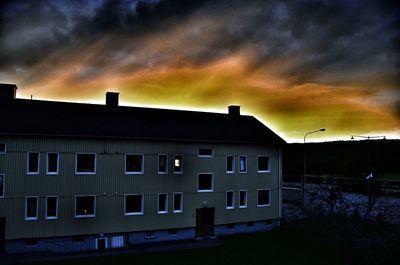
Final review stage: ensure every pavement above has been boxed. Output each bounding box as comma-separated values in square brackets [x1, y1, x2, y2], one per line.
[0, 238, 224, 264]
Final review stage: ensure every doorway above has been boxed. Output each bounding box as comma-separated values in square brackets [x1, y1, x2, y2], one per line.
[195, 208, 215, 238]
[96, 238, 107, 251]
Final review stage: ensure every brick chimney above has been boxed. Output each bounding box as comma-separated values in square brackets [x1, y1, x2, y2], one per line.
[106, 92, 119, 108]
[228, 105, 240, 116]
[0, 83, 17, 101]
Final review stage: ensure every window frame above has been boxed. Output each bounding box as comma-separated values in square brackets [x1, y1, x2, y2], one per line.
[27, 152, 40, 175]
[125, 154, 144, 174]
[45, 196, 58, 220]
[239, 155, 247, 173]
[198, 148, 214, 158]
[197, 173, 214, 192]
[25, 196, 39, 220]
[0, 174, 4, 198]
[257, 188, 271, 207]
[75, 195, 96, 218]
[239, 190, 247, 208]
[257, 155, 271, 173]
[157, 193, 168, 214]
[173, 192, 183, 213]
[226, 155, 235, 174]
[46, 152, 59, 175]
[0, 143, 6, 154]
[75, 153, 96, 175]
[124, 194, 144, 216]
[226, 190, 235, 209]
[158, 154, 168, 174]
[173, 155, 183, 174]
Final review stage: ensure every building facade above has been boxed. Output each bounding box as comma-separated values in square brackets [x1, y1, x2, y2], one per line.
[0, 83, 285, 253]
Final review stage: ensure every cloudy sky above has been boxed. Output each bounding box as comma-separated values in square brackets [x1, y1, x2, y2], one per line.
[1, 0, 399, 142]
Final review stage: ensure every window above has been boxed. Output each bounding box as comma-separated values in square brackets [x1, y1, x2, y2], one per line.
[239, 156, 247, 173]
[173, 192, 183, 213]
[198, 173, 213, 192]
[0, 174, 4, 198]
[46, 153, 59, 175]
[226, 155, 235, 173]
[173, 155, 183, 174]
[125, 194, 143, 215]
[226, 191, 235, 209]
[25, 239, 38, 246]
[27, 152, 40, 175]
[258, 156, 270, 172]
[125, 154, 144, 174]
[169, 229, 177, 236]
[75, 195, 96, 217]
[239, 190, 247, 208]
[158, 155, 168, 174]
[158, 193, 168, 214]
[0, 143, 5, 154]
[25, 196, 38, 220]
[144, 231, 156, 239]
[75, 153, 96, 174]
[46, 196, 58, 219]
[198, 148, 213, 157]
[257, 189, 271, 207]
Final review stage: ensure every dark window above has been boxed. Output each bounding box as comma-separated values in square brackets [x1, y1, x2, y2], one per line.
[75, 196, 95, 217]
[226, 191, 234, 209]
[25, 197, 38, 220]
[158, 155, 167, 173]
[76, 154, 96, 173]
[173, 193, 183, 213]
[266, 220, 273, 225]
[227, 223, 235, 229]
[25, 238, 38, 246]
[125, 194, 143, 215]
[27, 152, 39, 174]
[169, 229, 177, 235]
[246, 221, 254, 227]
[173, 155, 182, 173]
[144, 231, 155, 239]
[239, 190, 247, 208]
[0, 175, 4, 197]
[226, 156, 234, 173]
[47, 153, 59, 174]
[0, 143, 5, 153]
[258, 189, 270, 206]
[198, 148, 213, 157]
[239, 156, 247, 172]
[73, 236, 84, 242]
[158, 194, 167, 213]
[258, 156, 270, 172]
[46, 196, 58, 219]
[198, 173, 213, 192]
[125, 154, 143, 173]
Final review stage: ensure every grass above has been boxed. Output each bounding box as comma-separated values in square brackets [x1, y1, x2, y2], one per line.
[29, 217, 400, 265]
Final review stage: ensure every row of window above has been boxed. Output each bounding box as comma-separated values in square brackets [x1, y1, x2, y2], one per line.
[24, 152, 271, 175]
[24, 189, 271, 220]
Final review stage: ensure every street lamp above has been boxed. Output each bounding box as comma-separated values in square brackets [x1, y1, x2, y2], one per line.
[302, 128, 325, 206]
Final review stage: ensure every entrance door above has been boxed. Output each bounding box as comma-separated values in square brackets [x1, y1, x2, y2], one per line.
[195, 208, 215, 238]
[97, 238, 107, 251]
[0, 217, 5, 253]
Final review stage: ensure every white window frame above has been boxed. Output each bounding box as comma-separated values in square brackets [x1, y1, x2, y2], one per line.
[0, 143, 6, 154]
[197, 173, 214, 192]
[173, 155, 183, 174]
[124, 194, 144, 216]
[157, 193, 168, 214]
[75, 195, 96, 218]
[257, 188, 271, 207]
[27, 152, 40, 175]
[226, 155, 235, 174]
[158, 154, 168, 174]
[0, 174, 4, 198]
[45, 196, 58, 220]
[46, 152, 59, 175]
[198, 148, 214, 158]
[173, 192, 183, 213]
[239, 190, 247, 208]
[257, 155, 271, 173]
[75, 153, 96, 175]
[125, 154, 144, 174]
[226, 190, 235, 209]
[25, 196, 39, 220]
[239, 155, 247, 173]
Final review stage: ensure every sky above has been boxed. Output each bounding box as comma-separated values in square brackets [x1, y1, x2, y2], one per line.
[0, 0, 399, 142]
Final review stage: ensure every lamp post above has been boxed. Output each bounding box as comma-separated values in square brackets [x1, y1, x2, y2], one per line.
[302, 128, 325, 207]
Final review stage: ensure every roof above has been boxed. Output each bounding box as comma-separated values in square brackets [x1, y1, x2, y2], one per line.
[0, 94, 286, 145]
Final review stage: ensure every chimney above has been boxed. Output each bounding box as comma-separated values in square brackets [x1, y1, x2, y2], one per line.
[106, 92, 119, 108]
[0, 83, 17, 101]
[228, 105, 240, 116]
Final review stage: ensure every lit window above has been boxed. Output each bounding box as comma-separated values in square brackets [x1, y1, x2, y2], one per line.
[75, 154, 96, 174]
[158, 193, 168, 214]
[125, 194, 143, 215]
[173, 192, 183, 213]
[173, 155, 183, 173]
[75, 195, 96, 217]
[47, 153, 59, 175]
[25, 196, 38, 220]
[158, 155, 168, 174]
[239, 156, 247, 173]
[125, 154, 144, 174]
[239, 190, 247, 208]
[226, 191, 234, 209]
[258, 156, 270, 172]
[257, 189, 271, 207]
[198, 173, 213, 192]
[27, 152, 40, 175]
[226, 156, 235, 173]
[46, 196, 58, 219]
